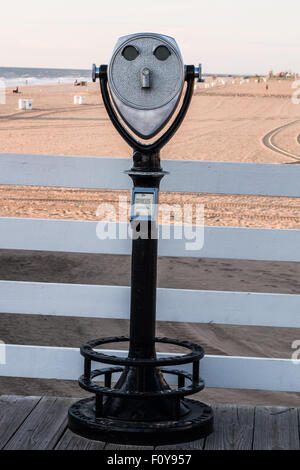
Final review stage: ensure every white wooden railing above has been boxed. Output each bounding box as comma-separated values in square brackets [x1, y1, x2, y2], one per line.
[1, 153, 300, 392]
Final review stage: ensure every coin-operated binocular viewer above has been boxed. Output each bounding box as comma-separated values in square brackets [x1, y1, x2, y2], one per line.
[69, 33, 213, 446]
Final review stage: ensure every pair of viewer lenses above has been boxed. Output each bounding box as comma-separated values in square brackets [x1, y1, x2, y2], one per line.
[122, 45, 171, 61]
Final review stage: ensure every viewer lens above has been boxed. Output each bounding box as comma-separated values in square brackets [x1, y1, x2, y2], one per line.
[122, 45, 139, 61]
[154, 45, 171, 61]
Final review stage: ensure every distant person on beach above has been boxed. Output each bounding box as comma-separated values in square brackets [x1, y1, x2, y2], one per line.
[266, 84, 269, 92]
[74, 80, 87, 87]
[12, 87, 20, 94]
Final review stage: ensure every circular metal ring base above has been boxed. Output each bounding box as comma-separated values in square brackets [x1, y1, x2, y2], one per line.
[68, 397, 213, 446]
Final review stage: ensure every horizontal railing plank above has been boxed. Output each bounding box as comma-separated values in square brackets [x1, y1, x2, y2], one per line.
[0, 344, 299, 392]
[1, 281, 300, 328]
[0, 218, 299, 262]
[1, 153, 300, 197]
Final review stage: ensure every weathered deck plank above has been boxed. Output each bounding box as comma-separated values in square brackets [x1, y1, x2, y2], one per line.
[0, 395, 41, 449]
[55, 428, 106, 450]
[204, 404, 254, 450]
[253, 406, 300, 450]
[155, 440, 205, 450]
[4, 397, 75, 450]
[1, 396, 300, 450]
[105, 444, 154, 450]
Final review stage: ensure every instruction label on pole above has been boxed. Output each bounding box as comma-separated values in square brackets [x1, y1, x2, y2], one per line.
[130, 188, 158, 221]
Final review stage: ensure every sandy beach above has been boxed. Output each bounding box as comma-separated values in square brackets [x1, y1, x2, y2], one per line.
[1, 79, 300, 162]
[1, 79, 300, 406]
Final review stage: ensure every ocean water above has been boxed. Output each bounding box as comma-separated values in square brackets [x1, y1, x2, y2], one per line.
[0, 66, 91, 87]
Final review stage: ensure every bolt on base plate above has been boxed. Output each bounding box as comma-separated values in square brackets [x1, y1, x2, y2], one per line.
[68, 397, 213, 446]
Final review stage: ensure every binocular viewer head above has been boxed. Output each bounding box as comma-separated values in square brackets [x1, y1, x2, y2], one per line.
[93, 33, 186, 140]
[108, 32, 185, 139]
[92, 32, 201, 149]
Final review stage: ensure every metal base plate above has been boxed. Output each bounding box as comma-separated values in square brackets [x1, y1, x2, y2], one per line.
[68, 397, 213, 446]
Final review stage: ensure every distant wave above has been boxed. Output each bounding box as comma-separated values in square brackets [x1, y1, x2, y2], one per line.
[0, 67, 91, 87]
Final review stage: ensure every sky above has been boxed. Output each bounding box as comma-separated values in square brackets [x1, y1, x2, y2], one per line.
[1, 0, 300, 75]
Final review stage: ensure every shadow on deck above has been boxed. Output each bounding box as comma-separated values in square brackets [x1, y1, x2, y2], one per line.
[0, 395, 299, 450]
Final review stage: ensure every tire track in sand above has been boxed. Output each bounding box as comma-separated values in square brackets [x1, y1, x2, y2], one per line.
[262, 120, 300, 162]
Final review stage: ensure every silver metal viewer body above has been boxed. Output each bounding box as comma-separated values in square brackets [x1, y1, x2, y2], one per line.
[108, 32, 185, 139]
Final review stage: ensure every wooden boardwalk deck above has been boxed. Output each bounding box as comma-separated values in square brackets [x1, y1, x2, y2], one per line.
[0, 395, 299, 450]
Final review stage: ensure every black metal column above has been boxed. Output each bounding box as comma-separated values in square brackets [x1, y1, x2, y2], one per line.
[68, 148, 214, 443]
[128, 151, 162, 361]
[101, 151, 175, 420]
[128, 220, 158, 360]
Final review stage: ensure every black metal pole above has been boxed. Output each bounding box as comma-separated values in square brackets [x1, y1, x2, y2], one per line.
[101, 151, 172, 418]
[128, 220, 158, 360]
[128, 151, 163, 361]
